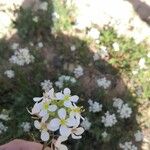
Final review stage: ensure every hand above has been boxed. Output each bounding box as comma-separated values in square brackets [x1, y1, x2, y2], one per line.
[0, 139, 51, 150]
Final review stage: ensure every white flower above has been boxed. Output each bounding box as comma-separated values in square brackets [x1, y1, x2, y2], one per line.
[39, 2, 48, 11]
[11, 43, 19, 50]
[88, 99, 102, 113]
[119, 141, 137, 150]
[74, 65, 84, 78]
[138, 58, 147, 69]
[147, 52, 150, 58]
[81, 117, 91, 130]
[54, 136, 68, 150]
[118, 104, 132, 119]
[102, 131, 108, 138]
[41, 80, 53, 92]
[52, 12, 60, 21]
[100, 46, 109, 59]
[34, 120, 50, 141]
[33, 16, 38, 23]
[4, 70, 15, 78]
[0, 122, 8, 134]
[48, 108, 76, 137]
[132, 70, 138, 75]
[97, 77, 111, 89]
[93, 53, 100, 61]
[101, 111, 117, 127]
[71, 127, 84, 139]
[88, 28, 100, 40]
[20, 122, 31, 132]
[55, 75, 76, 89]
[113, 98, 124, 109]
[70, 45, 76, 51]
[55, 88, 79, 107]
[38, 42, 43, 48]
[0, 114, 10, 121]
[134, 130, 143, 142]
[112, 42, 120, 51]
[9, 48, 34, 66]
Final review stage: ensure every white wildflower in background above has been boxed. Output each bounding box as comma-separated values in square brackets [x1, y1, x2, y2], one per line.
[41, 80, 53, 91]
[39, 2, 48, 11]
[4, 70, 15, 78]
[81, 117, 91, 130]
[52, 12, 60, 21]
[0, 122, 8, 134]
[135, 86, 143, 96]
[9, 48, 34, 66]
[38, 42, 43, 48]
[101, 111, 117, 127]
[113, 98, 124, 109]
[11, 43, 19, 50]
[134, 130, 143, 142]
[74, 65, 84, 78]
[97, 77, 111, 89]
[118, 104, 132, 119]
[55, 75, 76, 89]
[147, 52, 150, 58]
[88, 99, 102, 113]
[21, 122, 31, 132]
[119, 141, 137, 150]
[30, 88, 84, 148]
[138, 58, 147, 69]
[93, 53, 100, 61]
[70, 45, 76, 51]
[99, 46, 109, 59]
[0, 114, 10, 121]
[112, 42, 120, 51]
[87, 28, 100, 40]
[33, 16, 39, 23]
[102, 131, 108, 138]
[113, 98, 132, 119]
[132, 70, 138, 75]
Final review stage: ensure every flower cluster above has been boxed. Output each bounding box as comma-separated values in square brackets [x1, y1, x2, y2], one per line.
[73, 65, 84, 78]
[101, 111, 117, 127]
[88, 99, 102, 113]
[9, 48, 34, 66]
[4, 70, 15, 79]
[119, 141, 137, 150]
[87, 28, 100, 40]
[41, 80, 53, 92]
[30, 88, 84, 149]
[81, 117, 91, 130]
[0, 122, 8, 134]
[113, 98, 132, 119]
[55, 75, 76, 89]
[39, 2, 48, 11]
[134, 130, 143, 142]
[20, 122, 31, 132]
[97, 77, 111, 89]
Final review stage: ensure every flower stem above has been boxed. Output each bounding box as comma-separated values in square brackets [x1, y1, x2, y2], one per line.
[42, 142, 47, 150]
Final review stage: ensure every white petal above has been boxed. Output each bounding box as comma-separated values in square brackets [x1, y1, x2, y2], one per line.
[34, 120, 41, 129]
[39, 110, 47, 117]
[70, 96, 79, 103]
[41, 114, 49, 122]
[56, 92, 64, 100]
[47, 88, 54, 99]
[33, 97, 43, 102]
[59, 144, 68, 150]
[57, 136, 68, 142]
[66, 117, 76, 127]
[58, 108, 66, 119]
[60, 125, 71, 137]
[71, 133, 82, 139]
[48, 105, 57, 112]
[41, 130, 49, 141]
[74, 127, 84, 135]
[64, 101, 72, 108]
[64, 88, 71, 95]
[47, 118, 60, 131]
[32, 103, 42, 114]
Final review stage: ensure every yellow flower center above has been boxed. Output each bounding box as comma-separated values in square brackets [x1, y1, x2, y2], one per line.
[64, 95, 70, 101]
[60, 119, 67, 125]
[73, 107, 81, 113]
[43, 102, 49, 110]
